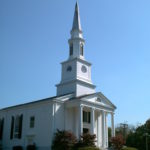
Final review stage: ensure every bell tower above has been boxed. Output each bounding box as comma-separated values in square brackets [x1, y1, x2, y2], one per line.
[56, 2, 96, 97]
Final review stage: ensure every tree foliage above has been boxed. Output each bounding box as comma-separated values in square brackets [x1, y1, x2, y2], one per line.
[110, 134, 125, 150]
[126, 119, 150, 150]
[51, 129, 77, 150]
[75, 133, 97, 148]
[52, 130, 99, 150]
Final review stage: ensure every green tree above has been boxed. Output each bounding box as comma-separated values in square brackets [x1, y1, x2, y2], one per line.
[126, 119, 150, 150]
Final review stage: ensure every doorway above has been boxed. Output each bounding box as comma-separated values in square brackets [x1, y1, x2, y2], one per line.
[83, 128, 89, 134]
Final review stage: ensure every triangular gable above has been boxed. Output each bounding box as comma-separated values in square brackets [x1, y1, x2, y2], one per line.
[79, 92, 117, 110]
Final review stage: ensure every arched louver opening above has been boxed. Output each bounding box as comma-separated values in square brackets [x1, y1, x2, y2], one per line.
[69, 44, 73, 56]
[18, 114, 23, 139]
[10, 116, 14, 139]
[80, 43, 84, 56]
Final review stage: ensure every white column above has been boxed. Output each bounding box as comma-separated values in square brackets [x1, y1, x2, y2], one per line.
[91, 108, 95, 134]
[97, 111, 101, 147]
[52, 102, 56, 133]
[102, 110, 106, 148]
[51, 102, 56, 146]
[105, 113, 108, 147]
[111, 112, 115, 137]
[79, 105, 83, 137]
[75, 107, 79, 138]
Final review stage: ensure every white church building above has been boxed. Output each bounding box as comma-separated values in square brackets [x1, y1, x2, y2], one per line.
[0, 2, 116, 150]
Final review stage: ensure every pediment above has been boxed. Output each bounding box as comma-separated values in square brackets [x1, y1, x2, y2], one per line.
[80, 92, 116, 110]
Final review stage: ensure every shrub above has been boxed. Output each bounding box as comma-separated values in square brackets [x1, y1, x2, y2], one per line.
[51, 129, 77, 150]
[26, 144, 36, 150]
[110, 134, 125, 150]
[122, 147, 138, 150]
[77, 147, 100, 150]
[13, 146, 23, 150]
[75, 133, 97, 148]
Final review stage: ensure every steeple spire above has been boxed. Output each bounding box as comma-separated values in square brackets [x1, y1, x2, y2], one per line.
[68, 2, 85, 60]
[71, 2, 83, 39]
[72, 2, 82, 32]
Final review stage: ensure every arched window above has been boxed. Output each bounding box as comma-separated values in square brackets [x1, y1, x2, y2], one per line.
[70, 44, 73, 56]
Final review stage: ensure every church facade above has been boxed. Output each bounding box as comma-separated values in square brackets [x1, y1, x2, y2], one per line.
[0, 3, 116, 150]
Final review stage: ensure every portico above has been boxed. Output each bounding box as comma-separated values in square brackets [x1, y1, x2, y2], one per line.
[79, 107, 115, 148]
[65, 92, 116, 149]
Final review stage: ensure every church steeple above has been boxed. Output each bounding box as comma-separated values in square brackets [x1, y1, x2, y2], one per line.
[56, 2, 95, 97]
[68, 2, 85, 60]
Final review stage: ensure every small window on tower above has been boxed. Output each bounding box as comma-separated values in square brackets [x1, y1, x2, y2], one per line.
[70, 44, 73, 56]
[80, 44, 84, 56]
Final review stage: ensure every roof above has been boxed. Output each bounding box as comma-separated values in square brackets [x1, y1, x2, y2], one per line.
[0, 93, 74, 111]
[0, 92, 116, 112]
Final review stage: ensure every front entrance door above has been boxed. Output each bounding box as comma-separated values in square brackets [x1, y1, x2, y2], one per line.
[83, 128, 89, 134]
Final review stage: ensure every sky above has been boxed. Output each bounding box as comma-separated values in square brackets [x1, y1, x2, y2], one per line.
[0, 0, 150, 126]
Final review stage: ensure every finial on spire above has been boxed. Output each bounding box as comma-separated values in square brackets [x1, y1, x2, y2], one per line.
[72, 1, 82, 32]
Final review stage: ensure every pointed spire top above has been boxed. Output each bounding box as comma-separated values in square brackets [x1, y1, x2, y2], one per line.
[72, 1, 82, 32]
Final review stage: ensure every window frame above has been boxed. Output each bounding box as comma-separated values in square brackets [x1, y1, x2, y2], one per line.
[30, 116, 35, 128]
[83, 111, 91, 123]
[10, 114, 23, 139]
[14, 115, 20, 138]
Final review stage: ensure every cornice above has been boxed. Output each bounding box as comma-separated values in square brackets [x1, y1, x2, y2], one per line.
[61, 57, 92, 66]
[56, 79, 96, 89]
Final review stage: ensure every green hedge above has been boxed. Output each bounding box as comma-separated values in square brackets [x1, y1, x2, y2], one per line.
[77, 147, 100, 150]
[122, 147, 138, 150]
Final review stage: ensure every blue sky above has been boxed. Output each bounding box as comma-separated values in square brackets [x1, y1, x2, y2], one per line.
[0, 0, 150, 126]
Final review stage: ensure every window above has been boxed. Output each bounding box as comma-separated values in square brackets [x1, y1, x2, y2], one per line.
[14, 115, 20, 138]
[10, 116, 14, 139]
[30, 116, 35, 128]
[80, 43, 84, 56]
[70, 44, 73, 56]
[10, 114, 23, 139]
[0, 118, 4, 140]
[83, 111, 91, 123]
